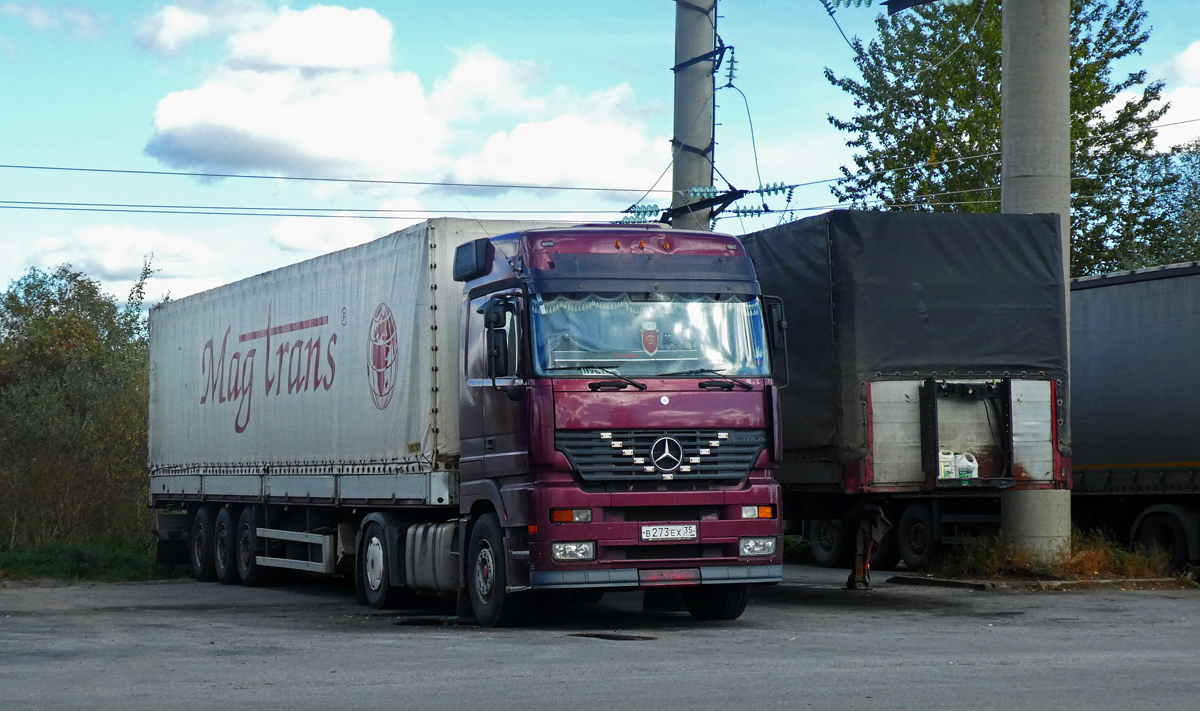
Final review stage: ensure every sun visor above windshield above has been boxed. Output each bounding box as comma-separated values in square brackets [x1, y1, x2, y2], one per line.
[528, 253, 760, 295]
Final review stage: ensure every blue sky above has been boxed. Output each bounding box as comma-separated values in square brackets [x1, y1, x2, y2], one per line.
[1, 0, 1197, 301]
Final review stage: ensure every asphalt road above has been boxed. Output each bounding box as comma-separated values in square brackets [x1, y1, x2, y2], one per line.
[2, 565, 1198, 710]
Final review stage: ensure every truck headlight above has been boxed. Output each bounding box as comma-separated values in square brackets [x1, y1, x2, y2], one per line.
[739, 536, 777, 557]
[741, 505, 774, 519]
[551, 541, 596, 561]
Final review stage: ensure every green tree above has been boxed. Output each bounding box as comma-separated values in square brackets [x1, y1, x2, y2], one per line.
[1148, 139, 1200, 265]
[825, 0, 1172, 276]
[0, 263, 154, 549]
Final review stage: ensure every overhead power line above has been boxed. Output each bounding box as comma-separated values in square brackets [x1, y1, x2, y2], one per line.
[0, 163, 675, 195]
[0, 200, 622, 220]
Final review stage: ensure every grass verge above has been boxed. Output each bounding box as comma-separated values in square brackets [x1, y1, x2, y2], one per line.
[783, 535, 812, 564]
[0, 542, 190, 582]
[930, 528, 1184, 582]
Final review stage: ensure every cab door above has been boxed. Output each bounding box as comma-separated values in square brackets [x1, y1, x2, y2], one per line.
[465, 291, 528, 480]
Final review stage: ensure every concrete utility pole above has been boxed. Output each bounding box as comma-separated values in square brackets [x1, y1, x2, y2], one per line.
[1000, 0, 1073, 561]
[671, 0, 717, 231]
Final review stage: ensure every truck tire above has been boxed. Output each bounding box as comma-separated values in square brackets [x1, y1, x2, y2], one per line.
[235, 507, 271, 587]
[214, 506, 240, 585]
[360, 522, 414, 609]
[683, 584, 750, 621]
[870, 528, 902, 571]
[1137, 512, 1189, 570]
[898, 504, 939, 571]
[809, 518, 851, 568]
[468, 513, 528, 627]
[189, 506, 217, 582]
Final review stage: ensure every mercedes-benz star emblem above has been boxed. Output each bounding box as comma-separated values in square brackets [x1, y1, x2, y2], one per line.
[650, 437, 684, 472]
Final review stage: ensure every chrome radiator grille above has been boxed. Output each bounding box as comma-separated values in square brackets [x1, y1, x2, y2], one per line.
[555, 429, 766, 482]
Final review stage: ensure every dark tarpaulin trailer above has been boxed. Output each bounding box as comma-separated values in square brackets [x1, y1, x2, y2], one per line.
[742, 211, 1069, 490]
[1071, 263, 1200, 483]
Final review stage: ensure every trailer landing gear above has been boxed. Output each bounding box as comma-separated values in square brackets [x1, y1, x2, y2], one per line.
[846, 503, 891, 590]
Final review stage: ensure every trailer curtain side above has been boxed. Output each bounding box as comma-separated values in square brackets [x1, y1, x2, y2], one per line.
[148, 218, 551, 477]
[742, 211, 1068, 463]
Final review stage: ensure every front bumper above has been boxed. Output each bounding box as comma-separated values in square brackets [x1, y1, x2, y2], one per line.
[529, 564, 783, 589]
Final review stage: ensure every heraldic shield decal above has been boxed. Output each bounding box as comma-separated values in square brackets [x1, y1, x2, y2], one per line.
[641, 321, 659, 355]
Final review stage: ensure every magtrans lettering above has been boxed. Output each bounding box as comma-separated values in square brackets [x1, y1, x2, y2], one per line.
[199, 308, 337, 433]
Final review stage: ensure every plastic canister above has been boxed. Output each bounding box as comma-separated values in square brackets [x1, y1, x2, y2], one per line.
[956, 452, 979, 479]
[938, 450, 956, 479]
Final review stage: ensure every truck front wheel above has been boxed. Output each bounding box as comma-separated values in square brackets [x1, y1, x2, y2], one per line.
[189, 506, 217, 582]
[468, 513, 528, 627]
[682, 584, 749, 621]
[360, 522, 414, 609]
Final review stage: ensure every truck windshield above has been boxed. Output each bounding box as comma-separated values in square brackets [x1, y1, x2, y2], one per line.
[530, 292, 770, 377]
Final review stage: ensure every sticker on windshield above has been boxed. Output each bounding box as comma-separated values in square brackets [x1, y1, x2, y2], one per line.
[641, 321, 659, 356]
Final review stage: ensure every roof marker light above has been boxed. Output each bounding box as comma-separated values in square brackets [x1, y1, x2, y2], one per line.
[663, 240, 671, 250]
[614, 239, 621, 249]
[639, 240, 645, 250]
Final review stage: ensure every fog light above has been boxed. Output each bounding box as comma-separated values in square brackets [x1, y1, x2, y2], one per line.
[551, 508, 593, 523]
[551, 541, 596, 561]
[739, 536, 777, 557]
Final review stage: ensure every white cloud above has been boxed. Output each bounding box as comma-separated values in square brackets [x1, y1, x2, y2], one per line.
[1153, 41, 1200, 149]
[2, 2, 52, 30]
[1158, 87, 1200, 148]
[454, 85, 669, 190]
[430, 45, 545, 121]
[137, 5, 213, 55]
[269, 215, 377, 252]
[2, 2, 100, 37]
[146, 66, 448, 179]
[1160, 40, 1200, 89]
[226, 5, 391, 71]
[143, 4, 668, 210]
[270, 197, 431, 252]
[31, 225, 223, 283]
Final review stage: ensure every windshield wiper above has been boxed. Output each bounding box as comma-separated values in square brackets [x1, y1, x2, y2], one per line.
[661, 368, 753, 390]
[546, 365, 647, 391]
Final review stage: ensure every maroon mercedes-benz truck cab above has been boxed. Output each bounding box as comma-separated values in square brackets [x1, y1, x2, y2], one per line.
[454, 225, 786, 622]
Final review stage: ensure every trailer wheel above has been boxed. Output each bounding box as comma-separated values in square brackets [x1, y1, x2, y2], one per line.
[360, 522, 414, 610]
[870, 528, 902, 571]
[214, 506, 240, 585]
[468, 513, 528, 627]
[1137, 513, 1189, 570]
[235, 507, 271, 587]
[898, 504, 939, 571]
[682, 584, 750, 621]
[189, 506, 217, 582]
[809, 519, 851, 568]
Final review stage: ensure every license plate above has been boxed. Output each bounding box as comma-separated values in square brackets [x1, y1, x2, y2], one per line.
[640, 524, 698, 542]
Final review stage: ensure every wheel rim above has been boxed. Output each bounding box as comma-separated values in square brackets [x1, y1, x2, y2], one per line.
[475, 541, 496, 602]
[239, 526, 254, 570]
[907, 521, 927, 557]
[193, 526, 206, 566]
[365, 537, 385, 592]
[816, 521, 837, 553]
[215, 523, 229, 569]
